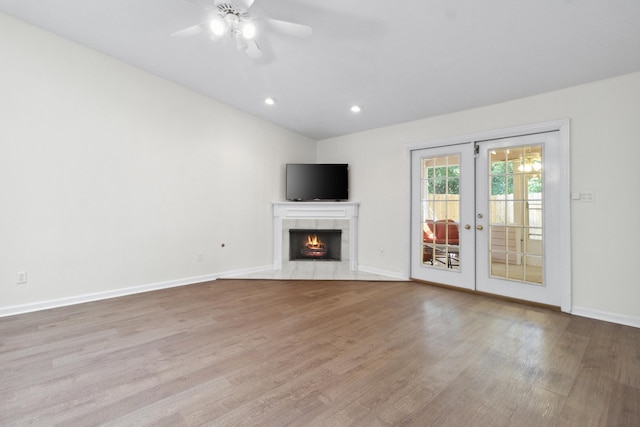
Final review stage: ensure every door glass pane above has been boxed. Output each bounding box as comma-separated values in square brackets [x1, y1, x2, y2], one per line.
[488, 146, 543, 285]
[420, 155, 461, 270]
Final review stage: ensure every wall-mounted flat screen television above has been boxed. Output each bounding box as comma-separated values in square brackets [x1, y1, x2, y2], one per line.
[286, 163, 349, 201]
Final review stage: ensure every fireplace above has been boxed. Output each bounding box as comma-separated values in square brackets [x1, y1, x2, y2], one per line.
[289, 229, 342, 261]
[272, 202, 359, 271]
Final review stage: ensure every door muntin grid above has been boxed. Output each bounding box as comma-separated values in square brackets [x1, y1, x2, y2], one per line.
[488, 145, 544, 285]
[421, 155, 461, 270]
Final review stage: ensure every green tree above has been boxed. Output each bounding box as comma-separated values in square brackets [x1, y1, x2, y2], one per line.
[528, 176, 542, 193]
[491, 160, 513, 195]
[427, 166, 459, 194]
[491, 160, 542, 195]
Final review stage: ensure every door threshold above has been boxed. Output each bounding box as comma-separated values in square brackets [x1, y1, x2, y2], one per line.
[410, 277, 561, 312]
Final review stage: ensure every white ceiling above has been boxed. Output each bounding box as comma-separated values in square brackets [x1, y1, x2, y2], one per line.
[2, 0, 640, 140]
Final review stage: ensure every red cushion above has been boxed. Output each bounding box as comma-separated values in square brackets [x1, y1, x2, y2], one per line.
[423, 220, 436, 242]
[434, 220, 459, 245]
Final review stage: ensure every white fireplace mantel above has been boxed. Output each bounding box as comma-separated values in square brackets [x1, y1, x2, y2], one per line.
[273, 201, 359, 270]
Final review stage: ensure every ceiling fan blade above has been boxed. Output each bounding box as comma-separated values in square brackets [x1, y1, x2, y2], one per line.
[186, 0, 217, 10]
[265, 18, 312, 38]
[235, 35, 247, 50]
[233, 0, 256, 11]
[171, 22, 206, 37]
[236, 36, 262, 58]
[245, 39, 263, 58]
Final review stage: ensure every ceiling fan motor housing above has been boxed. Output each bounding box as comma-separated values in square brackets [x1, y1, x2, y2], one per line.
[216, 2, 249, 18]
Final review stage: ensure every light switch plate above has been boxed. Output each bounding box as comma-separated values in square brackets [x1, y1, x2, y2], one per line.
[580, 191, 595, 202]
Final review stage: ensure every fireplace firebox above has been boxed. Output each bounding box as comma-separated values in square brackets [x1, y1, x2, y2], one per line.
[289, 229, 342, 261]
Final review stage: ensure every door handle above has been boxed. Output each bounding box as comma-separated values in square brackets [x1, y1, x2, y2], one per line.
[476, 225, 484, 231]
[464, 224, 471, 230]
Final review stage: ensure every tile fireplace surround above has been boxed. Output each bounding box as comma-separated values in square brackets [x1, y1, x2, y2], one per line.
[273, 202, 359, 272]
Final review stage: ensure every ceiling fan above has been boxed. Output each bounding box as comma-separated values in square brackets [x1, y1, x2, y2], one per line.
[172, 0, 312, 58]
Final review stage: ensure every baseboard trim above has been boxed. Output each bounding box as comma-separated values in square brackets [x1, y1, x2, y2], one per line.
[571, 306, 640, 329]
[411, 278, 639, 328]
[0, 272, 224, 318]
[0, 265, 284, 318]
[358, 265, 408, 280]
[218, 265, 275, 278]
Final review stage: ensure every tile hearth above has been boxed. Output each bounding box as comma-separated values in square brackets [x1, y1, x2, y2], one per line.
[229, 265, 404, 281]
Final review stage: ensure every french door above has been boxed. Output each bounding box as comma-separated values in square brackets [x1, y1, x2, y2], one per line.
[410, 143, 476, 289]
[411, 131, 566, 307]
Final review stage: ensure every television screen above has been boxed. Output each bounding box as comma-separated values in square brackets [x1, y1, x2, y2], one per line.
[286, 164, 349, 201]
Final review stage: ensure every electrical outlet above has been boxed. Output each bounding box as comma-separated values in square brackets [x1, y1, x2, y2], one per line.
[17, 271, 27, 284]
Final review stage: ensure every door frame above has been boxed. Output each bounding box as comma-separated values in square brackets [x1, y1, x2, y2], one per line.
[403, 119, 571, 313]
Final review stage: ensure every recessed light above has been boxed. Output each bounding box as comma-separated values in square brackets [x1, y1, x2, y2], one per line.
[350, 105, 361, 113]
[265, 97, 276, 105]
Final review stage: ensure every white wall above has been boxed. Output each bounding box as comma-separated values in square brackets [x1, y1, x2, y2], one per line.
[0, 14, 315, 312]
[318, 72, 640, 325]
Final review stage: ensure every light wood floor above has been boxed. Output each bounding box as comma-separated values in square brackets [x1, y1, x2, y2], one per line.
[1, 280, 639, 426]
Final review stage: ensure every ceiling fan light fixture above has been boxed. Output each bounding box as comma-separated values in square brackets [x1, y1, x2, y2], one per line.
[241, 21, 257, 39]
[209, 17, 226, 36]
[173, 0, 311, 59]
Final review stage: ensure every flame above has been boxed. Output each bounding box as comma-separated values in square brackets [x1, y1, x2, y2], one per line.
[306, 234, 324, 248]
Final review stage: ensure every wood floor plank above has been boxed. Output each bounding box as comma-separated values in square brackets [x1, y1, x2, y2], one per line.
[1, 279, 639, 426]
[532, 330, 590, 396]
[608, 381, 640, 426]
[555, 369, 615, 426]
